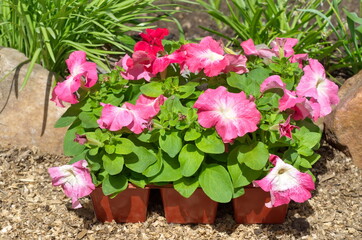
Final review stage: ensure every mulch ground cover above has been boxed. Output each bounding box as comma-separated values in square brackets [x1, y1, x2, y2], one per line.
[0, 141, 361, 240]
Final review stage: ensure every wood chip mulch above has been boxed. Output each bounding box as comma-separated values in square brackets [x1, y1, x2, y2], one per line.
[0, 142, 361, 240]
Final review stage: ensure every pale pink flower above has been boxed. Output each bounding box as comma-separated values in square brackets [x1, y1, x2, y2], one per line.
[118, 52, 155, 81]
[270, 38, 298, 58]
[194, 86, 261, 143]
[223, 54, 248, 74]
[135, 94, 167, 118]
[279, 115, 300, 139]
[51, 51, 98, 107]
[279, 90, 305, 112]
[48, 160, 95, 209]
[254, 156, 315, 208]
[290, 53, 309, 69]
[260, 75, 286, 93]
[97, 103, 134, 132]
[184, 37, 229, 77]
[97, 95, 166, 134]
[240, 39, 276, 59]
[296, 59, 339, 117]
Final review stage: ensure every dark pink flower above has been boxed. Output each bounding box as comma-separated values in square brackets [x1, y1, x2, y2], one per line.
[74, 134, 87, 145]
[279, 115, 300, 139]
[254, 156, 315, 208]
[134, 28, 169, 56]
[296, 59, 339, 117]
[48, 160, 95, 209]
[194, 86, 261, 143]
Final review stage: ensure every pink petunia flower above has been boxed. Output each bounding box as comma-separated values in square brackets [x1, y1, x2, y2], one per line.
[296, 59, 339, 117]
[223, 54, 248, 74]
[194, 86, 261, 143]
[270, 38, 298, 58]
[240, 39, 276, 59]
[97, 95, 166, 134]
[254, 156, 315, 208]
[51, 51, 98, 107]
[260, 75, 286, 93]
[184, 37, 229, 77]
[97, 103, 134, 132]
[118, 52, 155, 81]
[48, 160, 95, 209]
[279, 115, 300, 139]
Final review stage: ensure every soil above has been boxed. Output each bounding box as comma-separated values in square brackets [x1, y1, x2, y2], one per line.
[0, 141, 361, 240]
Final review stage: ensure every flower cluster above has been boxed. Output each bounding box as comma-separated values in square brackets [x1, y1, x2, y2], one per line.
[49, 28, 339, 208]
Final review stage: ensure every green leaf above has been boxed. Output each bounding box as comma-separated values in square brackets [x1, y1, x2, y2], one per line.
[105, 145, 115, 154]
[102, 174, 128, 196]
[199, 164, 233, 203]
[103, 154, 124, 175]
[159, 130, 183, 158]
[150, 152, 182, 182]
[227, 72, 248, 91]
[184, 128, 201, 141]
[195, 130, 225, 154]
[179, 144, 205, 177]
[79, 112, 99, 128]
[68, 150, 88, 164]
[233, 187, 245, 198]
[140, 82, 164, 97]
[143, 150, 163, 177]
[125, 146, 157, 173]
[227, 148, 263, 188]
[237, 142, 269, 170]
[174, 177, 199, 198]
[63, 121, 85, 156]
[54, 105, 81, 128]
[115, 138, 135, 155]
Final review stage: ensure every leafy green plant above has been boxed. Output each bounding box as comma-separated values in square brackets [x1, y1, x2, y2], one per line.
[48, 28, 339, 206]
[304, 0, 362, 74]
[0, 0, 179, 88]
[195, 0, 338, 58]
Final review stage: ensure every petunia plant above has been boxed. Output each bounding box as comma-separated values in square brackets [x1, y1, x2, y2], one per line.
[48, 28, 339, 208]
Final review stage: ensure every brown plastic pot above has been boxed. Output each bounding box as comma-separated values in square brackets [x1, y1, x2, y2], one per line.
[90, 184, 150, 223]
[233, 186, 288, 224]
[160, 186, 218, 224]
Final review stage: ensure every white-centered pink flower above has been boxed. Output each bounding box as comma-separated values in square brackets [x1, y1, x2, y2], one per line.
[194, 86, 261, 143]
[254, 156, 315, 208]
[51, 51, 98, 107]
[48, 160, 95, 209]
[184, 37, 229, 77]
[296, 59, 339, 117]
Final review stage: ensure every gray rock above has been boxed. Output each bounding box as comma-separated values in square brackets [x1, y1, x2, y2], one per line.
[0, 47, 67, 155]
[324, 70, 362, 168]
